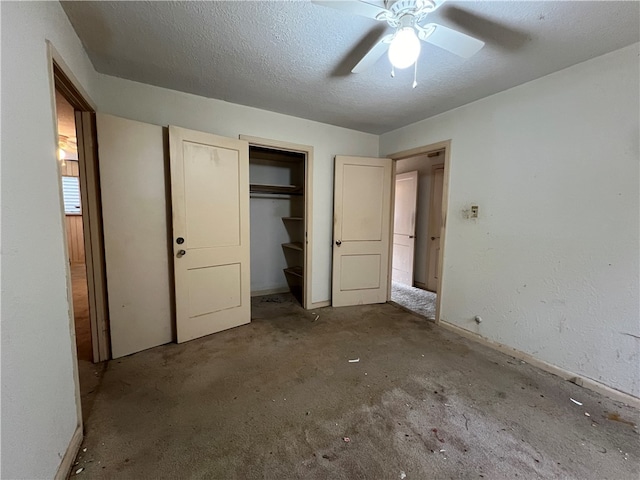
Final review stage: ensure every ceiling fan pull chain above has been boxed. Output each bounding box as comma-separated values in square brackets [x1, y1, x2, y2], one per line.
[391, 65, 395, 78]
[412, 59, 418, 88]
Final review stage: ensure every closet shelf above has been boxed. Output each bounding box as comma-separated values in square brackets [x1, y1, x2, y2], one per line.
[282, 216, 303, 221]
[283, 266, 304, 279]
[250, 183, 303, 195]
[282, 242, 304, 252]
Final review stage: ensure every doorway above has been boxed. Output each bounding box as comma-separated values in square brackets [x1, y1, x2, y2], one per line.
[52, 58, 110, 427]
[56, 91, 92, 361]
[53, 61, 110, 363]
[389, 143, 449, 321]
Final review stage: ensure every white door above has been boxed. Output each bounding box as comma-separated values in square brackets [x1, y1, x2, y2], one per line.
[392, 171, 418, 286]
[98, 114, 173, 358]
[427, 166, 444, 292]
[332, 155, 392, 307]
[169, 126, 251, 343]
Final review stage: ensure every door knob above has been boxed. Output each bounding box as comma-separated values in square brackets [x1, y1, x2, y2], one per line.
[409, 235, 415, 239]
[177, 250, 186, 257]
[335, 240, 342, 246]
[431, 237, 436, 240]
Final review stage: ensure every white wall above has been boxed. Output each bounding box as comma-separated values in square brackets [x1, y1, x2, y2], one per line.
[380, 44, 640, 397]
[95, 74, 379, 304]
[395, 153, 443, 286]
[1, 1, 98, 478]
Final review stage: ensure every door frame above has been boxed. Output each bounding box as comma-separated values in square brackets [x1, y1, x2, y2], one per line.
[49, 43, 111, 362]
[239, 135, 314, 309]
[387, 140, 451, 324]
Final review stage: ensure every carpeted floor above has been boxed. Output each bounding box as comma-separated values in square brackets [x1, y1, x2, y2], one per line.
[391, 281, 437, 320]
[72, 294, 639, 479]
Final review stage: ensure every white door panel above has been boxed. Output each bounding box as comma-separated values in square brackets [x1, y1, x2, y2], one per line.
[183, 142, 241, 248]
[97, 114, 173, 358]
[340, 254, 382, 291]
[170, 126, 250, 343]
[341, 164, 385, 240]
[187, 263, 241, 317]
[392, 171, 418, 286]
[332, 156, 392, 307]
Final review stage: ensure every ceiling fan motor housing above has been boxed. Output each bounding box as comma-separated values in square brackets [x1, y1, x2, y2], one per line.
[377, 0, 437, 26]
[314, 0, 486, 74]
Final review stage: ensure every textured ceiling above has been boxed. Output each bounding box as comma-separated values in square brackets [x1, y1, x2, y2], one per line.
[61, 1, 639, 134]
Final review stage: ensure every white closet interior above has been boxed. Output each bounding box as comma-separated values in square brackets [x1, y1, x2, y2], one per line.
[249, 146, 305, 305]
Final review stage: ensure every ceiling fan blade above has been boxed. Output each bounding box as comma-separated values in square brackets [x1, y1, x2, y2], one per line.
[351, 33, 393, 73]
[420, 23, 484, 58]
[312, 0, 388, 20]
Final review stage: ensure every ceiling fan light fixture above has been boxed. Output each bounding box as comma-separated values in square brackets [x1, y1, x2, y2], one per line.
[388, 27, 421, 69]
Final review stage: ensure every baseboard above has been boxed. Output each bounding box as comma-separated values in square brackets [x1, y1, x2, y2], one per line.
[250, 287, 290, 297]
[439, 320, 640, 409]
[55, 425, 82, 480]
[310, 300, 330, 309]
[412, 282, 436, 294]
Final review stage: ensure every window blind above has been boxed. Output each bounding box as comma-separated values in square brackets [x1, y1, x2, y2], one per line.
[62, 176, 82, 215]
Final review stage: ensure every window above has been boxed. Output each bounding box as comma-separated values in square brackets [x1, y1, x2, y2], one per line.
[62, 176, 82, 215]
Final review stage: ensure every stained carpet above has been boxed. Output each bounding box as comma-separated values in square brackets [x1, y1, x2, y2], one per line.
[72, 294, 640, 479]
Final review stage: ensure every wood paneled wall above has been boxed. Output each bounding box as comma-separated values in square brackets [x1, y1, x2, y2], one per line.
[62, 160, 85, 263]
[61, 159, 79, 177]
[65, 215, 85, 263]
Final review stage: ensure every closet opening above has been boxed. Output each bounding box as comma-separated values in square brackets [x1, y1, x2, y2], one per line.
[246, 140, 313, 308]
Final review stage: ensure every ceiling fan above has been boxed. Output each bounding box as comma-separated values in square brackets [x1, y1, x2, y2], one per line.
[313, 0, 484, 83]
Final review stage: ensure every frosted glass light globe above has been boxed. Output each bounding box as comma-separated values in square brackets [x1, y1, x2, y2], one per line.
[388, 27, 421, 69]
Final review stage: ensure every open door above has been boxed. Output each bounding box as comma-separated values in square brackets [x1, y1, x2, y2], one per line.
[427, 165, 444, 292]
[392, 171, 418, 286]
[169, 126, 251, 343]
[332, 155, 392, 307]
[98, 114, 173, 358]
